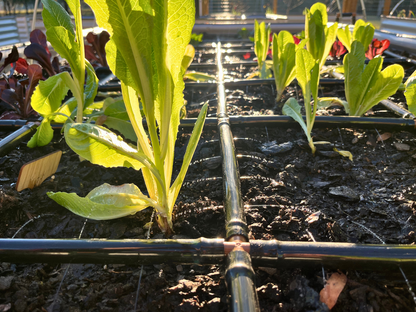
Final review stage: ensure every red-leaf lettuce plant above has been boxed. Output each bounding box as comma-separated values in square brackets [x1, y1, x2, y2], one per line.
[85, 30, 110, 67]
[343, 41, 404, 116]
[365, 39, 390, 60]
[24, 29, 60, 77]
[45, 0, 207, 235]
[0, 46, 43, 120]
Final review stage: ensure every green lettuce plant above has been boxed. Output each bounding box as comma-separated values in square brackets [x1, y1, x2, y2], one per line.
[337, 19, 375, 52]
[254, 20, 271, 78]
[304, 3, 338, 71]
[36, 0, 207, 235]
[282, 48, 320, 154]
[27, 0, 99, 147]
[404, 70, 416, 114]
[343, 41, 404, 116]
[272, 30, 306, 102]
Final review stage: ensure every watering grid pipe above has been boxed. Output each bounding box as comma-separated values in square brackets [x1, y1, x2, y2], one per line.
[217, 42, 248, 241]
[2, 115, 416, 157]
[216, 41, 260, 312]
[1, 238, 416, 271]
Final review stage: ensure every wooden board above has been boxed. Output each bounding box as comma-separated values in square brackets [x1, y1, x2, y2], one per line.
[16, 150, 62, 192]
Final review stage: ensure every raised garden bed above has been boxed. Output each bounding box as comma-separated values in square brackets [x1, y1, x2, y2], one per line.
[1, 4, 416, 311]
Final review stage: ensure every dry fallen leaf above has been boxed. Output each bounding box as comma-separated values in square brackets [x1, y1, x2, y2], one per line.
[333, 148, 353, 161]
[305, 211, 321, 224]
[377, 132, 392, 142]
[320, 272, 347, 309]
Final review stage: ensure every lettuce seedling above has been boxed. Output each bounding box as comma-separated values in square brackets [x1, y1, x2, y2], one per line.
[337, 19, 375, 52]
[254, 20, 272, 79]
[343, 41, 404, 116]
[304, 2, 338, 71]
[45, 0, 207, 235]
[282, 48, 320, 154]
[272, 30, 306, 102]
[404, 70, 416, 114]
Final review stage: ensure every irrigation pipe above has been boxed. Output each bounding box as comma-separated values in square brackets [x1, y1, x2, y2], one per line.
[216, 42, 260, 312]
[216, 43, 248, 241]
[1, 115, 415, 157]
[0, 122, 37, 157]
[1, 238, 416, 271]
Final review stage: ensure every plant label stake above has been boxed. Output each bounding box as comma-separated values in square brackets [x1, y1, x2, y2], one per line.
[16, 150, 62, 192]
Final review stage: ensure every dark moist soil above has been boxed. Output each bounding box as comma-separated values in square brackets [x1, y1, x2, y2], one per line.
[1, 123, 416, 311]
[1, 57, 416, 311]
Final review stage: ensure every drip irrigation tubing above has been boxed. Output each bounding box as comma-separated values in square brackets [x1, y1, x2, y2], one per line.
[1, 116, 415, 158]
[216, 42, 249, 241]
[216, 42, 260, 312]
[0, 122, 37, 157]
[0, 238, 415, 271]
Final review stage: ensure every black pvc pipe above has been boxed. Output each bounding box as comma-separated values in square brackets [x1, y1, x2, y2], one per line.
[380, 99, 415, 119]
[225, 250, 260, 312]
[221, 78, 344, 87]
[1, 116, 414, 135]
[250, 240, 416, 271]
[384, 50, 416, 65]
[217, 42, 260, 312]
[216, 42, 249, 241]
[0, 238, 225, 265]
[1, 238, 416, 271]
[222, 115, 416, 131]
[0, 122, 37, 157]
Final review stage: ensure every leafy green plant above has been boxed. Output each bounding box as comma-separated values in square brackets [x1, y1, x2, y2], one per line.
[238, 27, 249, 39]
[190, 33, 203, 46]
[337, 19, 375, 52]
[43, 0, 207, 235]
[343, 41, 404, 116]
[404, 70, 416, 114]
[27, 0, 98, 147]
[282, 48, 320, 154]
[182, 44, 216, 82]
[254, 20, 272, 78]
[304, 2, 338, 71]
[272, 30, 305, 102]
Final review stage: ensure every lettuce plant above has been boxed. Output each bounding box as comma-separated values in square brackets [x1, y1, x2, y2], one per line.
[85, 30, 110, 68]
[337, 19, 375, 53]
[272, 30, 305, 102]
[343, 41, 404, 116]
[282, 48, 320, 154]
[27, 0, 99, 147]
[24, 29, 60, 77]
[365, 39, 390, 60]
[254, 20, 272, 78]
[304, 2, 338, 71]
[404, 70, 416, 114]
[329, 40, 347, 58]
[43, 0, 207, 235]
[0, 65, 42, 120]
